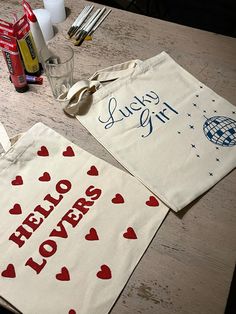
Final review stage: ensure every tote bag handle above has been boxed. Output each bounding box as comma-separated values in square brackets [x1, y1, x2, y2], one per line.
[61, 59, 142, 116]
[0, 122, 11, 153]
[89, 59, 142, 82]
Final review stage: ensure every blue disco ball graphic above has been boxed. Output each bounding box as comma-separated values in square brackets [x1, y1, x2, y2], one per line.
[203, 116, 236, 147]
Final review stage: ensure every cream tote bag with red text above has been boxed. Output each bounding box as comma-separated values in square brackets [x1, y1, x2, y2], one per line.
[0, 122, 168, 314]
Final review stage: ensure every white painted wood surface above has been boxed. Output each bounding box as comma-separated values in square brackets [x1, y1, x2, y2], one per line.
[0, 1, 235, 313]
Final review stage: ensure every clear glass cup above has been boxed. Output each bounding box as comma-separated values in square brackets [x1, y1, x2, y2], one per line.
[43, 44, 74, 99]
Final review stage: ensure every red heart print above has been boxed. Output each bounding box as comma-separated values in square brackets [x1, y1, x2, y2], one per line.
[85, 228, 99, 241]
[68, 310, 76, 314]
[112, 193, 124, 204]
[87, 165, 99, 176]
[38, 172, 51, 182]
[56, 267, 70, 281]
[63, 146, 75, 157]
[123, 227, 137, 239]
[9, 203, 22, 215]
[146, 196, 159, 207]
[11, 176, 23, 186]
[1, 264, 16, 278]
[96, 264, 112, 280]
[37, 146, 49, 156]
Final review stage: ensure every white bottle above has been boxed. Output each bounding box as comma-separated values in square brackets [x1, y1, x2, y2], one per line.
[23, 1, 52, 63]
[43, 0, 66, 24]
[33, 9, 54, 42]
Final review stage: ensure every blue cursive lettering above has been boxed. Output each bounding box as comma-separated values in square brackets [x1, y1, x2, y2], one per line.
[98, 97, 124, 129]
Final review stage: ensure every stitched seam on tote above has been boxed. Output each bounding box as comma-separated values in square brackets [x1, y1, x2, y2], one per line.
[0, 142, 34, 176]
[0, 126, 38, 175]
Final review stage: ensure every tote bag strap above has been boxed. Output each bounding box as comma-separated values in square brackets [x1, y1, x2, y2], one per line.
[89, 59, 142, 82]
[62, 59, 142, 116]
[61, 80, 100, 116]
[0, 122, 11, 153]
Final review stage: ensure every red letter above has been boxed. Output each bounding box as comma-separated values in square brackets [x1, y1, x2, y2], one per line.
[34, 204, 54, 219]
[72, 198, 94, 214]
[25, 257, 47, 274]
[49, 220, 69, 238]
[39, 239, 57, 258]
[23, 213, 43, 231]
[56, 179, 72, 194]
[44, 193, 63, 207]
[61, 209, 83, 228]
[9, 225, 32, 248]
[86, 185, 102, 200]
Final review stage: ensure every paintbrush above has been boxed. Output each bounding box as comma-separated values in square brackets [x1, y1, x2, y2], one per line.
[88, 9, 111, 37]
[74, 7, 107, 46]
[73, 8, 102, 40]
[67, 5, 93, 37]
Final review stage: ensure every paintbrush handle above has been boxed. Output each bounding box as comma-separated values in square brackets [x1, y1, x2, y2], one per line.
[85, 7, 106, 33]
[75, 5, 94, 28]
[73, 8, 102, 40]
[88, 9, 112, 35]
[72, 6, 90, 26]
[82, 8, 101, 30]
[68, 5, 92, 36]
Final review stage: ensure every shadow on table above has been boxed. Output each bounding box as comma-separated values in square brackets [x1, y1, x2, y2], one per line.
[173, 192, 208, 219]
[225, 263, 236, 313]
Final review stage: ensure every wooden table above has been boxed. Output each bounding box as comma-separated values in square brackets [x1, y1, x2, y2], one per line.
[0, 1, 236, 313]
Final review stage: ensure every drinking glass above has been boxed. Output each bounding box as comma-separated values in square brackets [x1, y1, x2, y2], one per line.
[43, 44, 74, 99]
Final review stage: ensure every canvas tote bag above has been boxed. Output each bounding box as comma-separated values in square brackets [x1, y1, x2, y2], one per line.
[62, 51, 236, 212]
[0, 122, 168, 314]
